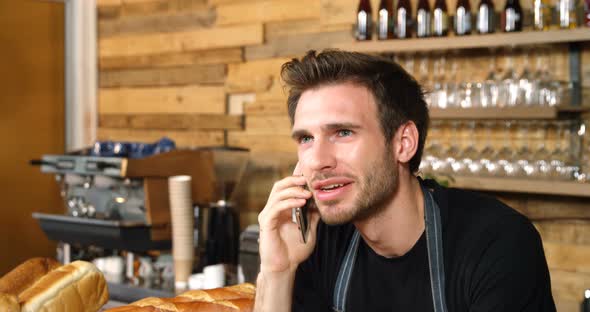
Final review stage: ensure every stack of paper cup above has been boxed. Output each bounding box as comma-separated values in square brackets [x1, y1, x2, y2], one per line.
[168, 175, 194, 288]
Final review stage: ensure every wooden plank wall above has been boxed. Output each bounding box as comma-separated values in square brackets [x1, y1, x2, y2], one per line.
[96, 0, 590, 309]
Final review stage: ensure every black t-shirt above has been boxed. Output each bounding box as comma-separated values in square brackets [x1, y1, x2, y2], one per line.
[292, 179, 556, 311]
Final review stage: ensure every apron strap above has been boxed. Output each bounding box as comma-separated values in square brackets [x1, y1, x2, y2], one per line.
[423, 185, 448, 312]
[331, 183, 448, 312]
[332, 230, 361, 312]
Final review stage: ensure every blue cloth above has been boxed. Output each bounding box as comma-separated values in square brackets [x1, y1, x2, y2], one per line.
[91, 137, 176, 158]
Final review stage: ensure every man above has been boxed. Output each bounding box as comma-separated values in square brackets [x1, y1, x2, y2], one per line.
[255, 50, 555, 311]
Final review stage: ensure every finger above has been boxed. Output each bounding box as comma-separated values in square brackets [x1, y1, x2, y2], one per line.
[265, 180, 310, 214]
[270, 187, 312, 204]
[269, 175, 307, 194]
[293, 161, 302, 176]
[259, 198, 307, 228]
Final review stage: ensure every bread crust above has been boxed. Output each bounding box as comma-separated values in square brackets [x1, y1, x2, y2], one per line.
[19, 260, 109, 312]
[105, 284, 255, 312]
[0, 293, 20, 312]
[0, 258, 60, 297]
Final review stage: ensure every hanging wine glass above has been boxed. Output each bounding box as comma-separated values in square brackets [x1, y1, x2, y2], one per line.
[478, 121, 496, 176]
[514, 121, 534, 177]
[430, 56, 443, 109]
[518, 48, 535, 106]
[436, 54, 450, 109]
[446, 55, 460, 108]
[488, 120, 515, 176]
[445, 121, 465, 174]
[419, 53, 432, 108]
[532, 48, 552, 107]
[422, 120, 447, 175]
[549, 120, 567, 178]
[460, 121, 484, 175]
[481, 52, 500, 108]
[500, 50, 520, 107]
[561, 120, 582, 180]
[532, 121, 552, 178]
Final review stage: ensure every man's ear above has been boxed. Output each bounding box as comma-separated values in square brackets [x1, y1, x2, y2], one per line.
[393, 121, 419, 164]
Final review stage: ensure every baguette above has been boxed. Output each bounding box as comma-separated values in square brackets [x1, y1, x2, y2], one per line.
[18, 260, 109, 312]
[178, 283, 255, 302]
[105, 283, 255, 312]
[0, 258, 60, 297]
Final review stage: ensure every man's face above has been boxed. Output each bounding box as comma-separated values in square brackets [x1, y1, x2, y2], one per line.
[292, 82, 399, 225]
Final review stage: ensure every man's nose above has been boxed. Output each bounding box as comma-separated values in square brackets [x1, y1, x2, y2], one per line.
[306, 138, 336, 172]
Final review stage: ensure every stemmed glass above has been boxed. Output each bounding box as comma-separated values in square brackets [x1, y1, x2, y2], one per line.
[518, 49, 535, 106]
[532, 121, 552, 177]
[457, 57, 476, 108]
[548, 120, 579, 180]
[480, 53, 500, 108]
[544, 52, 564, 107]
[421, 120, 447, 175]
[446, 57, 460, 108]
[418, 54, 430, 85]
[488, 120, 515, 176]
[478, 121, 496, 176]
[514, 121, 534, 177]
[402, 54, 415, 77]
[561, 120, 582, 180]
[576, 121, 589, 182]
[549, 120, 566, 178]
[459, 121, 484, 175]
[499, 50, 520, 107]
[430, 57, 442, 109]
[533, 52, 546, 106]
[418, 54, 432, 107]
[432, 54, 450, 109]
[445, 121, 465, 174]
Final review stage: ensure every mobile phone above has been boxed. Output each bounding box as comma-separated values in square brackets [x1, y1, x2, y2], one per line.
[294, 199, 310, 243]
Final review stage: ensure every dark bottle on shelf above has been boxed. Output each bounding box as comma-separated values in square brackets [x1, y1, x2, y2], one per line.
[455, 0, 472, 35]
[476, 0, 495, 33]
[416, 0, 432, 37]
[396, 0, 413, 38]
[377, 0, 395, 39]
[585, 0, 590, 27]
[356, 0, 373, 41]
[501, 0, 523, 32]
[433, 0, 449, 36]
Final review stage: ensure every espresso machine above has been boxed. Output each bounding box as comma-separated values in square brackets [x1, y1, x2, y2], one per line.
[31, 145, 250, 302]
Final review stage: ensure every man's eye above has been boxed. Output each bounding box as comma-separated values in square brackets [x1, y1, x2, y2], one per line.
[299, 136, 313, 144]
[337, 129, 353, 137]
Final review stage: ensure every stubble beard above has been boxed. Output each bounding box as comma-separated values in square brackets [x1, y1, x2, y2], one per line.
[318, 148, 398, 225]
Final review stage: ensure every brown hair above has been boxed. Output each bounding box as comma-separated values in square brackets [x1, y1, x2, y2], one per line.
[281, 49, 429, 173]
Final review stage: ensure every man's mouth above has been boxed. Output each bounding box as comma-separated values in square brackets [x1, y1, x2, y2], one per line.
[320, 183, 348, 191]
[312, 178, 354, 201]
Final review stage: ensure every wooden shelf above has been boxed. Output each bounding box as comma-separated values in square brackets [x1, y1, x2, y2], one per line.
[429, 105, 590, 120]
[334, 28, 590, 53]
[449, 176, 590, 197]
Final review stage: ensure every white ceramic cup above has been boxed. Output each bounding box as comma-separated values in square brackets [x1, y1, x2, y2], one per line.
[188, 273, 205, 290]
[203, 264, 225, 289]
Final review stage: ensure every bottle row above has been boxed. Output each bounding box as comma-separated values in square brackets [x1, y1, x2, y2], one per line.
[355, 0, 590, 40]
